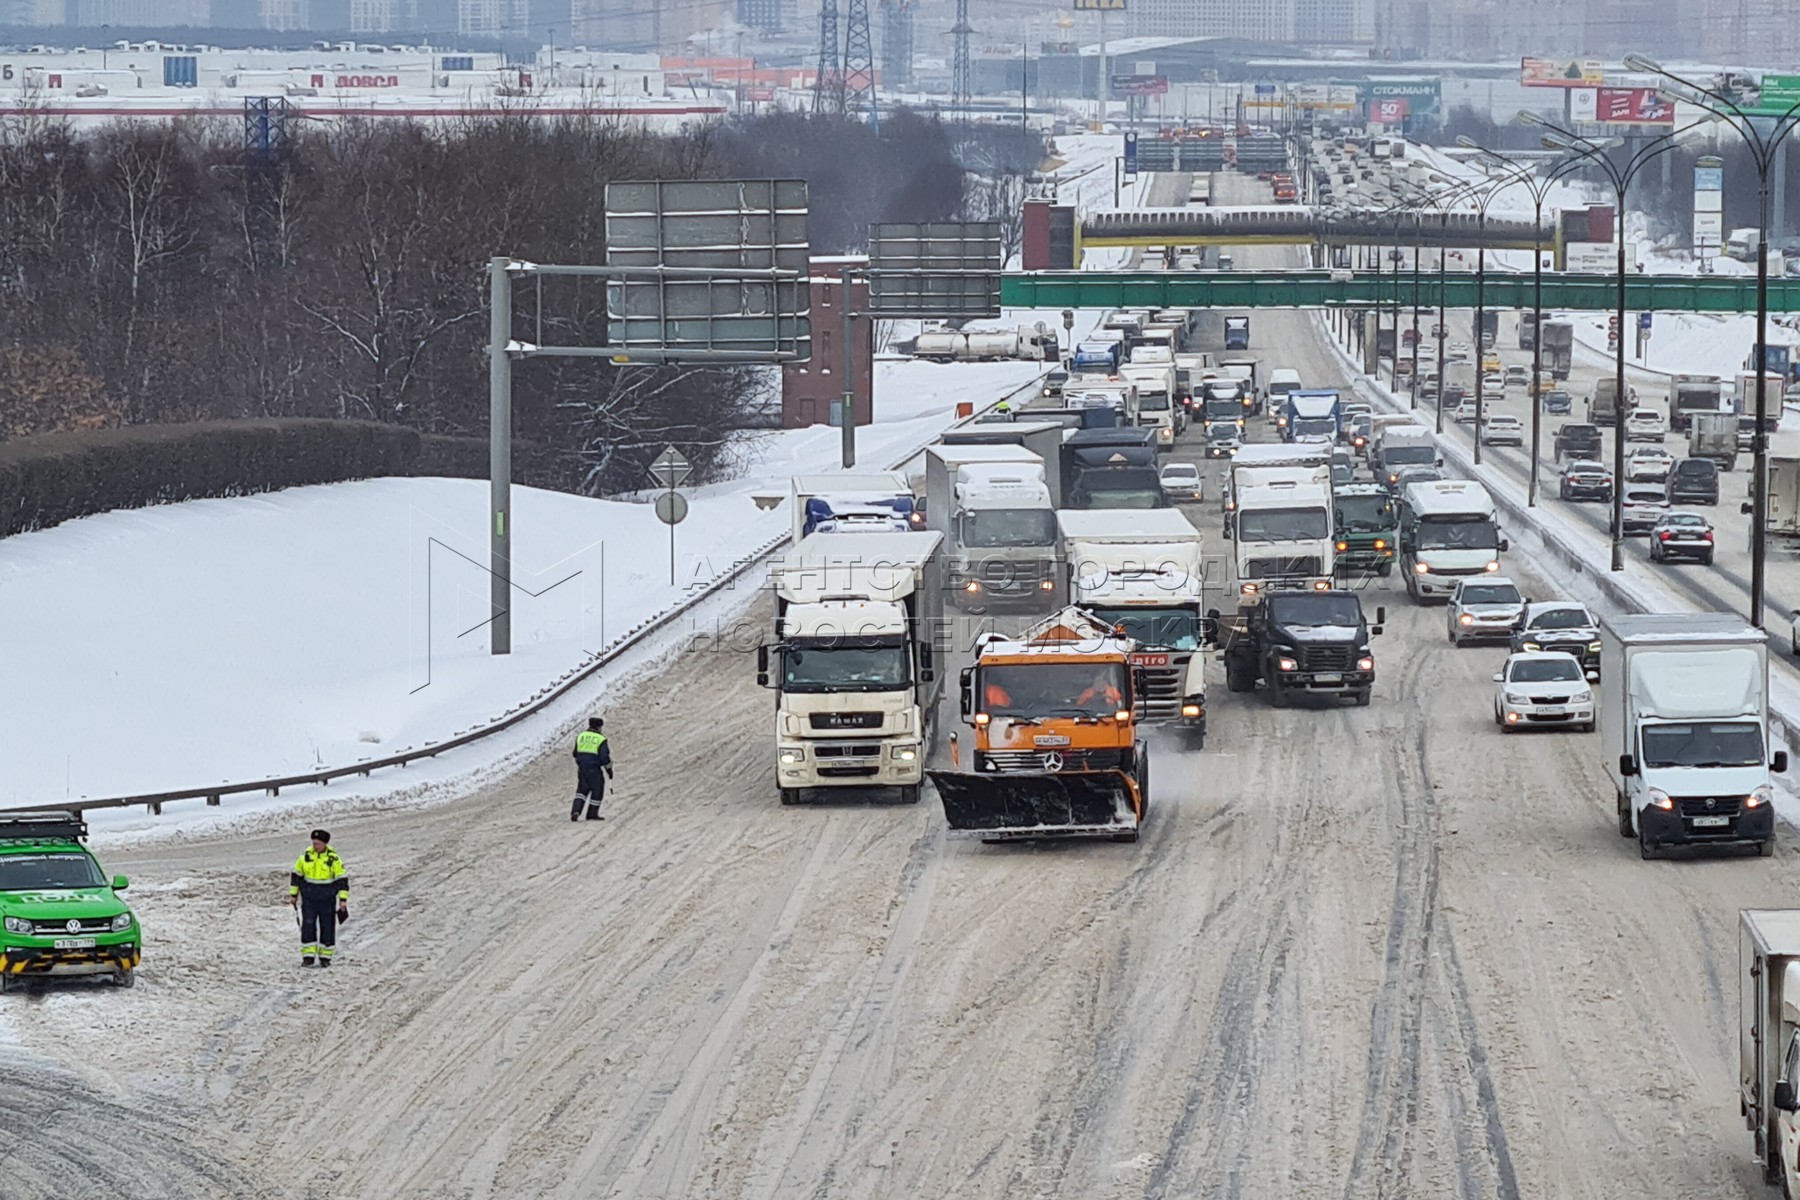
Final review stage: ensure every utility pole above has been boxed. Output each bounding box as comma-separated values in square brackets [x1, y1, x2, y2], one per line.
[949, 0, 972, 119]
[488, 258, 513, 656]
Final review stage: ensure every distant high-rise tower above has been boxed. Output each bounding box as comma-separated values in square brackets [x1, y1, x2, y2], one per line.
[880, 0, 914, 91]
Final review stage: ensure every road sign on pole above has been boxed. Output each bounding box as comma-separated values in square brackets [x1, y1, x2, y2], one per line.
[648, 445, 693, 490]
[654, 491, 689, 524]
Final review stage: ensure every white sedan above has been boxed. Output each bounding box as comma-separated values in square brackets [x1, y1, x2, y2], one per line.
[1482, 414, 1525, 446]
[1159, 461, 1204, 501]
[1626, 446, 1675, 482]
[1493, 652, 1595, 733]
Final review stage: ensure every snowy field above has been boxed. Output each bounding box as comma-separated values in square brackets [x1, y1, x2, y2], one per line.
[0, 359, 1042, 825]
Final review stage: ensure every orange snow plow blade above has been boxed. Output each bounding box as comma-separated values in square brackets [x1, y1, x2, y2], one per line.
[928, 770, 1141, 840]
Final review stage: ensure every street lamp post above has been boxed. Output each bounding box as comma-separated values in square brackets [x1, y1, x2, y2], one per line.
[1519, 110, 1692, 572]
[1624, 56, 1800, 626]
[1457, 138, 1585, 505]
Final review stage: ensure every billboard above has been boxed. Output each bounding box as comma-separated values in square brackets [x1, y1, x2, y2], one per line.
[1356, 78, 1441, 118]
[1521, 57, 1604, 88]
[1596, 87, 1674, 124]
[1072, 0, 1125, 8]
[1371, 98, 1409, 124]
[1110, 74, 1168, 96]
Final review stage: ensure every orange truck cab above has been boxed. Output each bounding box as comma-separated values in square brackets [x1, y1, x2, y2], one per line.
[930, 607, 1149, 842]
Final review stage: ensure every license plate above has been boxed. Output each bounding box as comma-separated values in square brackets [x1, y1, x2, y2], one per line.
[1033, 735, 1071, 747]
[1314, 673, 1343, 684]
[53, 937, 95, 949]
[1690, 815, 1730, 828]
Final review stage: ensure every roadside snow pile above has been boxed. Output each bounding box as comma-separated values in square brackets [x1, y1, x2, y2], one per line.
[0, 359, 1040, 813]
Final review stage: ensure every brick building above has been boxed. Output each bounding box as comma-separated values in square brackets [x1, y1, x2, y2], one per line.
[781, 256, 873, 431]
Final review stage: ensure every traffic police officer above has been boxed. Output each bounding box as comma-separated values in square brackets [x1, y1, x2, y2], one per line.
[289, 830, 349, 967]
[572, 717, 613, 821]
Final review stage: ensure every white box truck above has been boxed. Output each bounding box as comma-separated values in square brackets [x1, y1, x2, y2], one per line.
[925, 444, 1060, 611]
[1762, 456, 1800, 551]
[1059, 508, 1208, 746]
[1602, 613, 1786, 859]
[1739, 910, 1800, 1192]
[759, 531, 946, 805]
[1121, 361, 1179, 449]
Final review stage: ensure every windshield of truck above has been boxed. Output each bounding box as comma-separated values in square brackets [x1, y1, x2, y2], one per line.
[1293, 418, 1336, 438]
[781, 640, 910, 693]
[1206, 398, 1243, 419]
[1335, 494, 1395, 531]
[1415, 518, 1499, 551]
[1526, 608, 1593, 631]
[0, 852, 106, 890]
[1084, 488, 1166, 510]
[1381, 445, 1435, 467]
[1269, 594, 1362, 627]
[1137, 392, 1171, 412]
[1086, 607, 1203, 651]
[1640, 721, 1765, 769]
[978, 662, 1129, 718]
[959, 508, 1057, 548]
[1459, 583, 1521, 605]
[1509, 657, 1582, 683]
[1238, 506, 1330, 542]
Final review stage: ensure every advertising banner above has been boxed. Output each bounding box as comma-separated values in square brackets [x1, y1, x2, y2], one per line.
[1570, 88, 1597, 123]
[1521, 57, 1604, 88]
[1110, 74, 1168, 97]
[1371, 97, 1408, 124]
[1596, 86, 1675, 124]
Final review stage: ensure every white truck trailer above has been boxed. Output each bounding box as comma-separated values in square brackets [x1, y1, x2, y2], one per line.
[1739, 910, 1800, 1194]
[1602, 612, 1785, 859]
[925, 444, 1060, 611]
[1059, 508, 1208, 747]
[759, 531, 947, 805]
[1121, 361, 1179, 450]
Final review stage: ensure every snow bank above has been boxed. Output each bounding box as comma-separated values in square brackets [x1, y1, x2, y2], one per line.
[1, 359, 1041, 822]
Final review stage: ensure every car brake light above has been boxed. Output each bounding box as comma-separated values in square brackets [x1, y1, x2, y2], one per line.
[1704, 531, 1715, 542]
[1658, 531, 1671, 541]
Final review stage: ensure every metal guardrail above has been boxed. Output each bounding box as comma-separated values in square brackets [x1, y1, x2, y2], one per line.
[11, 371, 1049, 817]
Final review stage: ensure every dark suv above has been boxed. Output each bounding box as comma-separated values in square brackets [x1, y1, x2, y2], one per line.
[1510, 602, 1602, 680]
[1666, 457, 1720, 506]
[1554, 423, 1603, 462]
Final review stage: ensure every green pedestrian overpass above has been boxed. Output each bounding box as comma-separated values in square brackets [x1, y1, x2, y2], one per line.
[1001, 270, 1800, 314]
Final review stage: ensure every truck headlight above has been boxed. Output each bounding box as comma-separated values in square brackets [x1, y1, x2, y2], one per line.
[1520, 641, 1540, 652]
[1357, 656, 1374, 671]
[779, 749, 805, 765]
[1747, 785, 1774, 808]
[2, 916, 28, 934]
[1277, 656, 1298, 672]
[1484, 560, 1500, 572]
[1413, 562, 1429, 575]
[1373, 539, 1387, 550]
[1240, 582, 1259, 596]
[1647, 788, 1674, 810]
[1588, 641, 1603, 654]
[1181, 703, 1203, 717]
[1040, 579, 1055, 591]
[891, 747, 918, 762]
[963, 580, 981, 593]
[1336, 540, 1349, 552]
[1459, 614, 1473, 625]
[110, 912, 134, 932]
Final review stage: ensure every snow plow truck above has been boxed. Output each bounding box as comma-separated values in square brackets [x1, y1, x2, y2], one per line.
[928, 606, 1149, 842]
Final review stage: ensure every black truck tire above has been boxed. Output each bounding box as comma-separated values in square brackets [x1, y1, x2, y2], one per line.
[1617, 790, 1634, 838]
[1352, 688, 1371, 706]
[1225, 657, 1256, 693]
[779, 787, 801, 806]
[1638, 823, 1659, 860]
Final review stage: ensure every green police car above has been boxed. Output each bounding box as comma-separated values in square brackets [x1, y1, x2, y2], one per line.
[0, 813, 140, 991]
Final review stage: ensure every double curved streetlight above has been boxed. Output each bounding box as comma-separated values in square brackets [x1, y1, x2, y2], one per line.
[1515, 110, 1700, 571]
[1623, 57, 1800, 625]
[1454, 139, 1587, 505]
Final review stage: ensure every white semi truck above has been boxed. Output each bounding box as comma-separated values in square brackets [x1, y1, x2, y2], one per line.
[1058, 508, 1209, 747]
[759, 531, 946, 805]
[924, 444, 1060, 611]
[1121, 361, 1179, 450]
[1602, 612, 1785, 859]
[1230, 468, 1335, 599]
